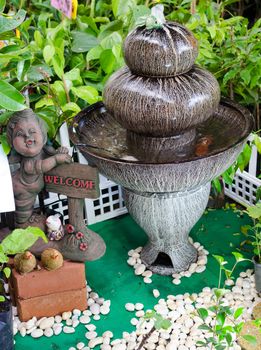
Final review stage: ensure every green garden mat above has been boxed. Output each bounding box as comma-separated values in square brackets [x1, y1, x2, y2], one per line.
[14, 208, 253, 350]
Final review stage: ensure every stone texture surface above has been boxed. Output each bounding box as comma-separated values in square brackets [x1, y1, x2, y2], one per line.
[124, 183, 210, 274]
[104, 65, 220, 136]
[124, 21, 198, 77]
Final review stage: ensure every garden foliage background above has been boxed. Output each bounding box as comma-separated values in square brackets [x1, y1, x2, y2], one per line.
[0, 0, 260, 187]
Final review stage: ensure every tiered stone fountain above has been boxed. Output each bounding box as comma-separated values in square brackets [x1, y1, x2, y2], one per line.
[70, 10, 253, 275]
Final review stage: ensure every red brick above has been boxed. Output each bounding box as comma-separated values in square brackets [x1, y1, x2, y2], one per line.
[10, 260, 86, 299]
[17, 287, 87, 321]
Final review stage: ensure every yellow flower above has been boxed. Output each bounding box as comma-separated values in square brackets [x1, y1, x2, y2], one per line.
[71, 0, 78, 20]
[15, 29, 20, 38]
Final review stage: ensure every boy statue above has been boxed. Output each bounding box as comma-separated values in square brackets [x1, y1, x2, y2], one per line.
[4, 109, 105, 261]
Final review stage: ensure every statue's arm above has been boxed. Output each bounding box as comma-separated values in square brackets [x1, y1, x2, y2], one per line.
[24, 154, 71, 175]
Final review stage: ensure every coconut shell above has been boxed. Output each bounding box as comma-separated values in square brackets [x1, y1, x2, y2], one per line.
[238, 321, 261, 350]
[41, 248, 63, 271]
[14, 251, 37, 275]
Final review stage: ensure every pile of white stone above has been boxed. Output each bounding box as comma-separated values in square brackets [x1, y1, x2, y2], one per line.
[127, 240, 208, 285]
[12, 284, 111, 342]
[68, 269, 260, 350]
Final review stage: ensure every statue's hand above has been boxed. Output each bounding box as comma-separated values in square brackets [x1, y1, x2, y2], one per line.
[55, 153, 72, 165]
[57, 146, 69, 154]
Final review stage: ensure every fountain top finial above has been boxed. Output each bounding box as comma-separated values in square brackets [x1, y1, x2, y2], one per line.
[123, 8, 198, 77]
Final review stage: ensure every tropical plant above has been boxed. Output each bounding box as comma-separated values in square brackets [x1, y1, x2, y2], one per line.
[195, 252, 256, 350]
[241, 199, 261, 263]
[0, 226, 47, 302]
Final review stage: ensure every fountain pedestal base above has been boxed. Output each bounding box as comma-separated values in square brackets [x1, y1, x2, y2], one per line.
[124, 183, 211, 275]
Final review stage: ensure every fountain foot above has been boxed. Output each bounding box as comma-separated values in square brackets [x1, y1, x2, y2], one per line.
[124, 183, 210, 275]
[140, 240, 198, 275]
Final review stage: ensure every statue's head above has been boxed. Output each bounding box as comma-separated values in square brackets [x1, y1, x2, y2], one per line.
[6, 109, 47, 157]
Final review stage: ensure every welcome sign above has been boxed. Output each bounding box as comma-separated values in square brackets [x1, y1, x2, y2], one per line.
[44, 163, 99, 199]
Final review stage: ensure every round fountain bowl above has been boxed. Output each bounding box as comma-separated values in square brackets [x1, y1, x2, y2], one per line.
[103, 65, 220, 137]
[69, 99, 253, 194]
[124, 21, 198, 77]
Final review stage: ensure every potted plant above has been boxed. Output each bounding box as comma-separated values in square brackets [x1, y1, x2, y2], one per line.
[241, 200, 261, 292]
[0, 226, 47, 350]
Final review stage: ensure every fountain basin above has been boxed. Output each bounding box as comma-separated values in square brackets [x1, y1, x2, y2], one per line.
[70, 99, 253, 194]
[70, 99, 253, 275]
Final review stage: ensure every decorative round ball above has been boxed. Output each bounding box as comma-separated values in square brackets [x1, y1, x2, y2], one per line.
[124, 21, 198, 77]
[14, 251, 37, 275]
[41, 248, 63, 271]
[103, 65, 220, 137]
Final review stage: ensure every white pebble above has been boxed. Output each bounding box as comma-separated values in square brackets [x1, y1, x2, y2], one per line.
[143, 277, 152, 284]
[31, 329, 44, 338]
[20, 327, 26, 337]
[135, 303, 144, 311]
[134, 264, 146, 275]
[44, 328, 53, 337]
[77, 343, 85, 350]
[103, 330, 113, 338]
[80, 315, 91, 324]
[63, 326, 75, 334]
[130, 318, 138, 326]
[90, 303, 100, 315]
[85, 331, 98, 340]
[195, 266, 206, 273]
[86, 324, 96, 331]
[53, 325, 62, 335]
[125, 303, 135, 312]
[73, 309, 82, 316]
[93, 315, 100, 321]
[100, 305, 110, 315]
[88, 337, 103, 348]
[54, 315, 62, 323]
[153, 289, 160, 298]
[62, 311, 72, 320]
[172, 278, 181, 285]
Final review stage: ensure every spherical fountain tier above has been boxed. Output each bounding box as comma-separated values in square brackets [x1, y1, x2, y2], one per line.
[103, 65, 220, 137]
[70, 99, 253, 275]
[124, 21, 198, 77]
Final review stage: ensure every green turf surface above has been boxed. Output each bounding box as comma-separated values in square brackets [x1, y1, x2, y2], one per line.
[14, 208, 253, 350]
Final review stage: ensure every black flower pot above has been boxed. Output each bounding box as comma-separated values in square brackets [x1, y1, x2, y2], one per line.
[253, 256, 261, 293]
[0, 284, 13, 350]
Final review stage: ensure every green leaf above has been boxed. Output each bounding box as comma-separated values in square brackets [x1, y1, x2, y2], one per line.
[160, 319, 171, 330]
[241, 225, 251, 235]
[35, 96, 54, 109]
[86, 45, 103, 62]
[242, 335, 257, 345]
[212, 178, 222, 193]
[213, 255, 227, 266]
[100, 49, 116, 74]
[61, 102, 81, 115]
[0, 80, 26, 111]
[0, 111, 12, 125]
[71, 86, 99, 105]
[64, 68, 82, 86]
[0, 295, 5, 302]
[246, 203, 261, 219]
[27, 64, 53, 82]
[199, 324, 212, 331]
[0, 9, 26, 34]
[1, 226, 47, 255]
[71, 31, 98, 53]
[112, 0, 136, 18]
[100, 32, 122, 49]
[197, 308, 208, 320]
[51, 81, 67, 106]
[223, 68, 239, 85]
[43, 45, 55, 64]
[207, 25, 216, 39]
[232, 251, 246, 262]
[240, 68, 251, 86]
[3, 266, 11, 278]
[0, 0, 5, 13]
[0, 134, 11, 154]
[214, 288, 226, 299]
[234, 307, 244, 319]
[0, 245, 8, 264]
[253, 135, 261, 154]
[216, 312, 226, 326]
